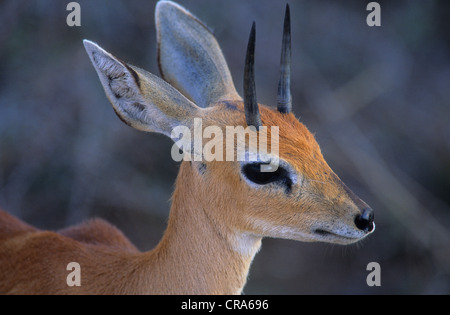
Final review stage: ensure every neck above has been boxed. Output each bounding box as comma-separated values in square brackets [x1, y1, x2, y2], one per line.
[141, 162, 261, 294]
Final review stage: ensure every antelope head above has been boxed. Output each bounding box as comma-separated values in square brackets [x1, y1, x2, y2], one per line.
[84, 0, 374, 258]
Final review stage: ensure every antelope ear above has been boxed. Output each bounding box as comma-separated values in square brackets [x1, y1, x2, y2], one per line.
[156, 0, 241, 108]
[83, 40, 201, 138]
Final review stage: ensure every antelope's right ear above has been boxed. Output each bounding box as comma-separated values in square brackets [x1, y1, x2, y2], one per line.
[83, 40, 201, 138]
[156, 1, 241, 108]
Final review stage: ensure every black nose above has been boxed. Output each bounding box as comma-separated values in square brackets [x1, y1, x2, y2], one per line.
[354, 208, 374, 232]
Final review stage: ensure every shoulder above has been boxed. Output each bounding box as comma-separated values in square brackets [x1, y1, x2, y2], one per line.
[0, 210, 37, 240]
[59, 218, 139, 252]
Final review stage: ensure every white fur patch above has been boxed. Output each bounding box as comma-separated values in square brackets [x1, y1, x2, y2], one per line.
[248, 218, 312, 241]
[229, 233, 262, 257]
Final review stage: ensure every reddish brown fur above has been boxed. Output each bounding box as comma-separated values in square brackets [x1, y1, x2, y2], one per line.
[0, 101, 369, 294]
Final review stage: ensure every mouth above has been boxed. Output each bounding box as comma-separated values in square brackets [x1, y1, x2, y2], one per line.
[312, 226, 374, 244]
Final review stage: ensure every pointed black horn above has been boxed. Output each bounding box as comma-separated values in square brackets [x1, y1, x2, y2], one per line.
[277, 4, 292, 114]
[244, 22, 262, 130]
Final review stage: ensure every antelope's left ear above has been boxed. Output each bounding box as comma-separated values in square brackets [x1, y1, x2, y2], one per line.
[156, 1, 241, 108]
[84, 39, 201, 138]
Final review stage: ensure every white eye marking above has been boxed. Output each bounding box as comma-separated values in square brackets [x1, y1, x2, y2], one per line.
[260, 161, 279, 173]
[229, 233, 262, 257]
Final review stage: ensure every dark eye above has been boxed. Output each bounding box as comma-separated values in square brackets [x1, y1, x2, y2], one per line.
[241, 163, 293, 194]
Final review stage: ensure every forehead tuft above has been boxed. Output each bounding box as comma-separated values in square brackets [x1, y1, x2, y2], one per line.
[207, 101, 317, 145]
[201, 101, 325, 170]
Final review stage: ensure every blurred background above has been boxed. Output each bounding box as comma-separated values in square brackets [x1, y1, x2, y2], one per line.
[0, 0, 449, 294]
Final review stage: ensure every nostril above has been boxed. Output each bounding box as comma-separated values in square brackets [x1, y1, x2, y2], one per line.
[354, 208, 374, 232]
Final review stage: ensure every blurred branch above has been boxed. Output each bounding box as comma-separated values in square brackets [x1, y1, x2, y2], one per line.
[321, 64, 397, 123]
[299, 52, 450, 274]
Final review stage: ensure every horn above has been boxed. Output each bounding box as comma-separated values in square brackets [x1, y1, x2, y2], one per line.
[277, 4, 292, 114]
[244, 22, 262, 130]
